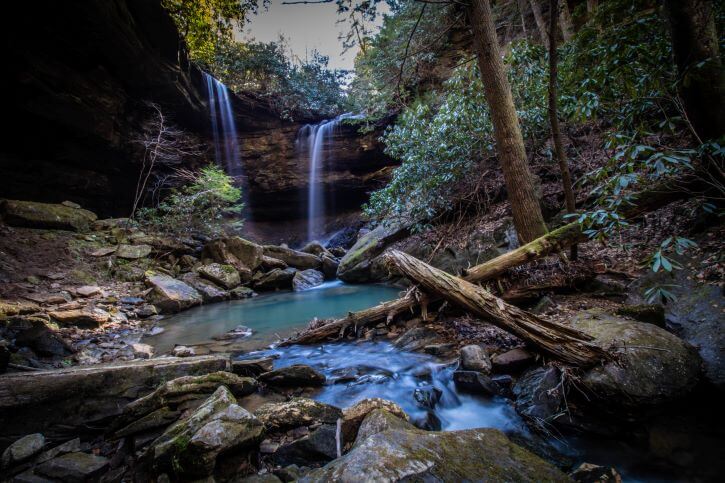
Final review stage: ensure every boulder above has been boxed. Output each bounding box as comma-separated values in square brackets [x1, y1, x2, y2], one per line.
[203, 237, 264, 272]
[254, 398, 342, 431]
[1, 433, 45, 469]
[212, 325, 253, 341]
[615, 304, 666, 327]
[261, 255, 287, 270]
[300, 241, 329, 257]
[75, 285, 101, 297]
[513, 366, 563, 429]
[491, 348, 535, 373]
[198, 263, 241, 289]
[320, 254, 339, 280]
[258, 364, 325, 387]
[48, 307, 111, 328]
[292, 269, 325, 291]
[172, 345, 196, 357]
[0, 356, 229, 447]
[354, 409, 416, 447]
[3, 316, 73, 357]
[231, 357, 275, 377]
[337, 222, 410, 283]
[413, 385, 442, 409]
[460, 344, 492, 373]
[263, 245, 321, 270]
[570, 462, 622, 483]
[0, 200, 97, 232]
[116, 244, 152, 259]
[131, 343, 154, 360]
[253, 268, 297, 291]
[35, 452, 109, 481]
[572, 310, 701, 407]
[180, 273, 229, 303]
[230, 286, 257, 299]
[453, 371, 500, 396]
[341, 398, 409, 446]
[299, 427, 571, 482]
[145, 273, 202, 313]
[145, 386, 264, 479]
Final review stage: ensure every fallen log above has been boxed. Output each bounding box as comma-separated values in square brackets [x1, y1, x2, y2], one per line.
[384, 250, 608, 366]
[280, 176, 701, 346]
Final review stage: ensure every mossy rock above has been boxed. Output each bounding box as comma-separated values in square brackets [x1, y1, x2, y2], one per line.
[337, 222, 409, 283]
[1, 199, 97, 232]
[299, 427, 571, 482]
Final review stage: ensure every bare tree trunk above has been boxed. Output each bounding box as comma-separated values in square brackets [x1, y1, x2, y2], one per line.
[469, 0, 548, 244]
[558, 0, 574, 41]
[529, 0, 550, 49]
[548, 0, 578, 259]
[384, 250, 609, 366]
[281, 176, 701, 347]
[664, 0, 724, 141]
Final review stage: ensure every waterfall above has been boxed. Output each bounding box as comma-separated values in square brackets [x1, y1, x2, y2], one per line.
[297, 113, 361, 242]
[203, 72, 242, 178]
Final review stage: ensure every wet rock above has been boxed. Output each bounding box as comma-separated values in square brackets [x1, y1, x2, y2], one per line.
[1, 433, 45, 469]
[75, 285, 101, 297]
[131, 343, 154, 359]
[413, 385, 442, 409]
[198, 263, 241, 289]
[354, 409, 416, 447]
[254, 398, 342, 431]
[213, 325, 253, 341]
[231, 357, 274, 377]
[337, 222, 410, 283]
[570, 462, 622, 483]
[146, 386, 264, 479]
[1, 200, 97, 232]
[261, 255, 287, 270]
[341, 398, 409, 446]
[230, 286, 257, 299]
[145, 273, 202, 313]
[48, 307, 111, 328]
[393, 327, 439, 352]
[320, 255, 339, 280]
[615, 304, 666, 327]
[259, 364, 325, 387]
[271, 424, 338, 466]
[116, 244, 152, 259]
[263, 246, 321, 270]
[460, 344, 492, 373]
[172, 345, 196, 357]
[491, 347, 535, 373]
[513, 366, 563, 429]
[572, 310, 701, 407]
[299, 427, 571, 482]
[180, 273, 228, 303]
[423, 343, 456, 357]
[136, 305, 158, 319]
[453, 371, 500, 396]
[253, 268, 297, 291]
[292, 269, 324, 291]
[35, 452, 109, 482]
[4, 316, 73, 357]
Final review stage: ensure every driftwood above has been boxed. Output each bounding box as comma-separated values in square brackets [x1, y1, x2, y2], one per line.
[384, 250, 608, 366]
[280, 176, 700, 347]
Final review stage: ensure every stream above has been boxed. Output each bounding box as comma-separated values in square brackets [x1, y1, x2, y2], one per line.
[144, 282, 723, 482]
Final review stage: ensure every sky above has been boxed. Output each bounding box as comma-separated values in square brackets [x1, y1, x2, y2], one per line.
[241, 0, 385, 71]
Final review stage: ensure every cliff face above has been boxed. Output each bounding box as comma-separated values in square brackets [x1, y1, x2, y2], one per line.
[0, 0, 395, 233]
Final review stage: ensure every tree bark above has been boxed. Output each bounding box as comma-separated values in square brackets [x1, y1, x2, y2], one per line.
[530, 0, 550, 49]
[469, 0, 548, 243]
[384, 250, 608, 366]
[280, 175, 701, 347]
[664, 0, 725, 141]
[558, 0, 574, 41]
[548, 0, 578, 259]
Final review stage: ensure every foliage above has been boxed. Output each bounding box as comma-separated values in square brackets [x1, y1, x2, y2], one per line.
[211, 38, 347, 120]
[136, 165, 243, 238]
[364, 41, 550, 228]
[163, 0, 262, 65]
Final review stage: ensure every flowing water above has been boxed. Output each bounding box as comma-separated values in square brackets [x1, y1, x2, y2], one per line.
[203, 72, 243, 178]
[143, 281, 402, 354]
[296, 113, 361, 242]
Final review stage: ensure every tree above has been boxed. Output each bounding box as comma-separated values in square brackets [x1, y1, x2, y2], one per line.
[664, 0, 725, 141]
[548, 0, 577, 258]
[468, 0, 548, 243]
[529, 0, 550, 49]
